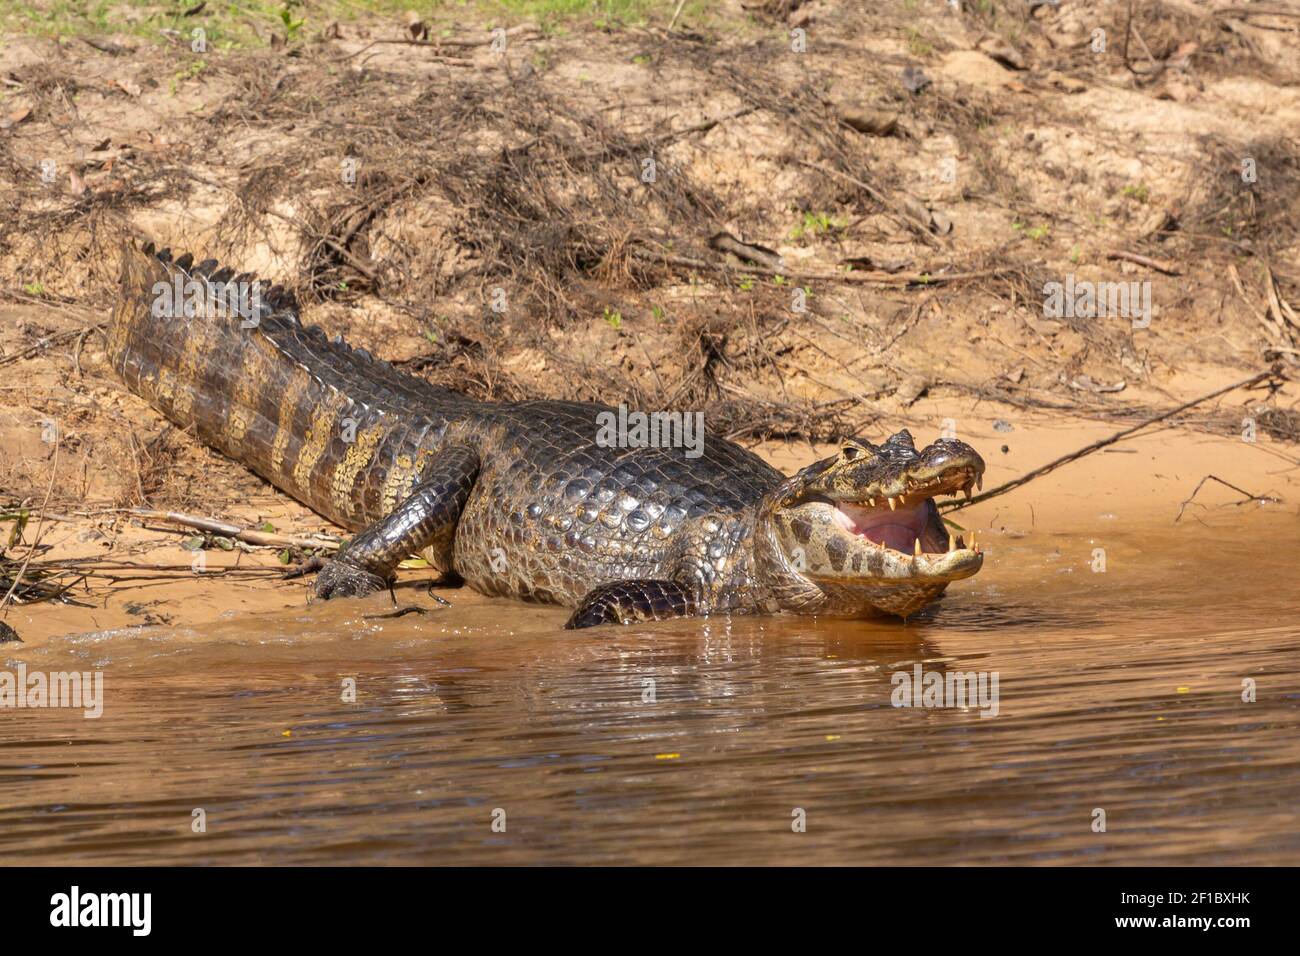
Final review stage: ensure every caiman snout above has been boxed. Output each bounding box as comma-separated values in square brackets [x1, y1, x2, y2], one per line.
[760, 430, 987, 618]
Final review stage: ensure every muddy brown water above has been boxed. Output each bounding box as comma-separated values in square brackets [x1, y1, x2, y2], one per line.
[2, 507, 1298, 866]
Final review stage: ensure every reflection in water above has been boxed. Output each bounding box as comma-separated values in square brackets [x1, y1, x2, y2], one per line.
[919, 599, 1106, 631]
[2, 513, 1299, 864]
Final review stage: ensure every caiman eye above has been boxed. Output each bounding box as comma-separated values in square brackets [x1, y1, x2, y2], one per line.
[841, 441, 871, 461]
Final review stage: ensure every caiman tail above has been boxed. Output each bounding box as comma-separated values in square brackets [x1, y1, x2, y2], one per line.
[106, 240, 475, 532]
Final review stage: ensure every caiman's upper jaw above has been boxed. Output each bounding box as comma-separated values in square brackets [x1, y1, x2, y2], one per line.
[825, 459, 983, 561]
[822, 439, 985, 507]
[896, 460, 983, 503]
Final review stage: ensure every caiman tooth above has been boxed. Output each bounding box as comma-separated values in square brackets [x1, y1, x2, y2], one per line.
[976, 475, 984, 491]
[174, 252, 194, 272]
[888, 497, 896, 511]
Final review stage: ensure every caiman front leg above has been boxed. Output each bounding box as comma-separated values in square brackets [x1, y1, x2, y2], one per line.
[312, 445, 479, 601]
[564, 580, 701, 629]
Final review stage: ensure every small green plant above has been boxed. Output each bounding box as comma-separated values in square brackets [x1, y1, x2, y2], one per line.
[907, 26, 933, 57]
[279, 1, 305, 41]
[169, 58, 207, 94]
[1012, 221, 1049, 242]
[603, 307, 623, 330]
[738, 276, 754, 291]
[773, 275, 787, 287]
[1069, 245, 1081, 264]
[789, 210, 842, 240]
[650, 305, 665, 320]
[22, 281, 44, 297]
[5, 508, 29, 548]
[1121, 183, 1149, 203]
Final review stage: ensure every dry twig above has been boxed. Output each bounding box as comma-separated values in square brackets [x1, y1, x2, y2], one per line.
[944, 367, 1283, 511]
[1175, 475, 1277, 522]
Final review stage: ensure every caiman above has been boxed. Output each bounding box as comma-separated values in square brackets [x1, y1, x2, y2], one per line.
[108, 242, 986, 629]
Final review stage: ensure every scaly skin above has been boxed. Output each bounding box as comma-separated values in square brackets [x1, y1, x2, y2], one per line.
[108, 242, 987, 628]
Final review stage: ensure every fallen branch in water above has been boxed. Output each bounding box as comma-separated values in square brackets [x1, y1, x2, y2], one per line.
[1175, 475, 1278, 523]
[943, 366, 1285, 512]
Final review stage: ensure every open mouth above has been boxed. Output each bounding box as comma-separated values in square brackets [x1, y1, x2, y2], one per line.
[829, 468, 982, 558]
